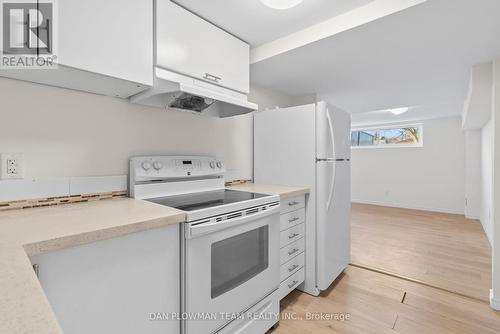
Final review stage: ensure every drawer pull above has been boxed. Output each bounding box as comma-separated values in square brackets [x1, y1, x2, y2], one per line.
[288, 248, 299, 256]
[288, 264, 299, 272]
[288, 233, 300, 239]
[288, 280, 299, 289]
[288, 201, 300, 206]
[288, 217, 299, 223]
[204, 73, 222, 83]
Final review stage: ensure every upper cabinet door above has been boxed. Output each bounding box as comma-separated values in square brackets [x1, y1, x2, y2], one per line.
[156, 1, 250, 94]
[58, 0, 153, 86]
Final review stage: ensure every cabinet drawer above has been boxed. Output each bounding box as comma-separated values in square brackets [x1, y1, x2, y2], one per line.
[280, 209, 305, 231]
[217, 289, 279, 334]
[280, 195, 305, 214]
[280, 223, 305, 248]
[280, 238, 305, 265]
[280, 253, 305, 282]
[279, 268, 305, 300]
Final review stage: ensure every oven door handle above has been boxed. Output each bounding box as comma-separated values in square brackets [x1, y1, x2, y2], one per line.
[186, 204, 281, 238]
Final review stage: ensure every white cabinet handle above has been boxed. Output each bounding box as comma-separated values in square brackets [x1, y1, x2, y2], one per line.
[288, 233, 299, 239]
[288, 264, 299, 272]
[288, 280, 298, 289]
[288, 201, 300, 206]
[288, 217, 299, 223]
[288, 248, 299, 256]
[204, 73, 221, 83]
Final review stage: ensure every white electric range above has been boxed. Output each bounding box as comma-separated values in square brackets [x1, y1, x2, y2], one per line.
[129, 156, 281, 334]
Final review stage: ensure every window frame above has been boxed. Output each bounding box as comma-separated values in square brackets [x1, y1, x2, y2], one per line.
[351, 123, 424, 149]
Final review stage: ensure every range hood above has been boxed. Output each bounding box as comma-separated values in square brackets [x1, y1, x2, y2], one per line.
[130, 67, 258, 118]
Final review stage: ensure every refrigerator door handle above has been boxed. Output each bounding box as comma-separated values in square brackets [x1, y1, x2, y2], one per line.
[326, 163, 336, 211]
[326, 108, 336, 159]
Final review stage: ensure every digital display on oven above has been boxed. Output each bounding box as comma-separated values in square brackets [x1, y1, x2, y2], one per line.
[183, 160, 193, 165]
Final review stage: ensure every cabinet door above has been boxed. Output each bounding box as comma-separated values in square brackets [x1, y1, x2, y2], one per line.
[57, 0, 153, 85]
[31, 225, 180, 334]
[156, 1, 249, 94]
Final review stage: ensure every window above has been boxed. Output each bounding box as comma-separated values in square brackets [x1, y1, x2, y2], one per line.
[351, 124, 423, 148]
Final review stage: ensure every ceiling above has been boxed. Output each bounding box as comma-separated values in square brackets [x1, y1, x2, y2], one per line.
[250, 0, 500, 117]
[173, 0, 375, 46]
[350, 102, 464, 127]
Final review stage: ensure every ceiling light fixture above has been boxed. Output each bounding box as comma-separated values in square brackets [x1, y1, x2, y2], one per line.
[388, 107, 410, 115]
[260, 0, 303, 10]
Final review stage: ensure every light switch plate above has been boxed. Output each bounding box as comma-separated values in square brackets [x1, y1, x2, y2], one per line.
[0, 153, 24, 179]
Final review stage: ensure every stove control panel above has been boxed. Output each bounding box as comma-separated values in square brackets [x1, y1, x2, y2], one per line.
[130, 156, 225, 182]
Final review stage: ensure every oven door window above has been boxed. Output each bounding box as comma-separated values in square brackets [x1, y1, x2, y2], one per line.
[211, 226, 269, 299]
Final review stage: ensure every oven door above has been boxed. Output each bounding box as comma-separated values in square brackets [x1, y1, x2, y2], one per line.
[184, 204, 280, 334]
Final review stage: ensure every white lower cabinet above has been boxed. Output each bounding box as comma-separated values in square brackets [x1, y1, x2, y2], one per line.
[280, 253, 305, 282]
[278, 196, 306, 300]
[279, 268, 305, 300]
[30, 224, 180, 334]
[280, 237, 305, 265]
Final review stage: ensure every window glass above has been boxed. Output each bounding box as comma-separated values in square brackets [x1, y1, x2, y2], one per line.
[379, 127, 420, 145]
[211, 226, 269, 298]
[351, 130, 378, 147]
[351, 125, 422, 148]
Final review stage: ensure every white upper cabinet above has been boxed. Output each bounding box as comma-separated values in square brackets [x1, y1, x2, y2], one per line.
[0, 0, 153, 98]
[57, 0, 153, 86]
[156, 1, 250, 94]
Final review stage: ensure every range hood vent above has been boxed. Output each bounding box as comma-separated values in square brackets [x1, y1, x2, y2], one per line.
[169, 93, 215, 112]
[130, 67, 257, 118]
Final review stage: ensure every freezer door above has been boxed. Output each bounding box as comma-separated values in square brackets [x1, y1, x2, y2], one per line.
[254, 104, 316, 187]
[316, 102, 351, 160]
[254, 104, 319, 295]
[316, 160, 351, 291]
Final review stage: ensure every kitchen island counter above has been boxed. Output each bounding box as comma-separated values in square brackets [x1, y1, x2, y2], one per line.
[0, 198, 185, 334]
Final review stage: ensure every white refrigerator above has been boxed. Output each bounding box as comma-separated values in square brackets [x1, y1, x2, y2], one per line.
[254, 101, 351, 296]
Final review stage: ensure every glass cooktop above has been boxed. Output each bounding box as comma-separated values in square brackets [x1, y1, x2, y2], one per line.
[146, 189, 270, 212]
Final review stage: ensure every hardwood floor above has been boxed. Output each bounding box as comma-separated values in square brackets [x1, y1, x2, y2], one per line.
[274, 266, 500, 334]
[351, 203, 492, 301]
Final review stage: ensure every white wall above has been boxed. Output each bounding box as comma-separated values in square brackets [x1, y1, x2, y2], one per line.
[491, 57, 500, 310]
[465, 129, 482, 219]
[351, 116, 466, 214]
[0, 78, 306, 193]
[481, 121, 494, 244]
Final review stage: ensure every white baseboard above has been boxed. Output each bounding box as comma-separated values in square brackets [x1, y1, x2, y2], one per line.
[490, 290, 500, 311]
[351, 199, 464, 215]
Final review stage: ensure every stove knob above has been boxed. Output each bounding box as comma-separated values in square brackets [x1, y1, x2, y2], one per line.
[153, 161, 163, 170]
[209, 161, 216, 169]
[216, 161, 223, 169]
[141, 161, 152, 171]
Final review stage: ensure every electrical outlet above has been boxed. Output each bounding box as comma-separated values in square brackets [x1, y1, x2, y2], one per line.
[0, 153, 24, 179]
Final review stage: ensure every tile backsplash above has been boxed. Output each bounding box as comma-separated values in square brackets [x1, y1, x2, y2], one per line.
[0, 175, 128, 211]
[0, 191, 127, 212]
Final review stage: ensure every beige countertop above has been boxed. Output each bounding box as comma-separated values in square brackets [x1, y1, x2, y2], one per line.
[0, 184, 307, 334]
[0, 198, 186, 334]
[227, 183, 309, 198]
